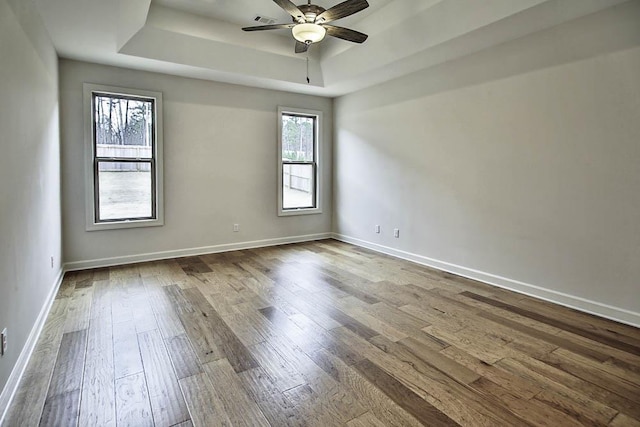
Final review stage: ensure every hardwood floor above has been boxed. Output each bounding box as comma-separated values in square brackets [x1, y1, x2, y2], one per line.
[3, 240, 640, 426]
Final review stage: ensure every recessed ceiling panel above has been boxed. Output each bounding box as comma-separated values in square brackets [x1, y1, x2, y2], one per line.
[33, 0, 631, 96]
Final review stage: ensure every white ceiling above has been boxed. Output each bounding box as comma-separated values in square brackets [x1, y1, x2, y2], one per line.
[33, 0, 627, 97]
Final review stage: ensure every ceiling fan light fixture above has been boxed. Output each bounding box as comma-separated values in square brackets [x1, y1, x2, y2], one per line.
[292, 23, 326, 43]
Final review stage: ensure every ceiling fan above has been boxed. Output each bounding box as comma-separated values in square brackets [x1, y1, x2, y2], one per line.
[242, 0, 369, 53]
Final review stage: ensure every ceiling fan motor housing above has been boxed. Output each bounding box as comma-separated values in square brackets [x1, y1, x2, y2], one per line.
[296, 4, 326, 23]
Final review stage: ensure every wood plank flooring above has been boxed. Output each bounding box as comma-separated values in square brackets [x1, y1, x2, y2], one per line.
[3, 240, 640, 426]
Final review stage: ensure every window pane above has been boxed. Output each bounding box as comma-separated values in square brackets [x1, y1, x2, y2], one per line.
[98, 161, 152, 220]
[94, 94, 153, 158]
[283, 164, 314, 209]
[282, 114, 314, 162]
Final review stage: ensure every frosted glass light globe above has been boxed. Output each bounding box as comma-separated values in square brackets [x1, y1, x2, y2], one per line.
[292, 23, 326, 43]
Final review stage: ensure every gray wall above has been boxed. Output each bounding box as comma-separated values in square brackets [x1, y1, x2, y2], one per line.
[333, 2, 640, 323]
[0, 0, 61, 398]
[59, 60, 333, 265]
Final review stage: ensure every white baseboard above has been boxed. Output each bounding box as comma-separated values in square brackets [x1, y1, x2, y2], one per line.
[64, 233, 333, 271]
[332, 233, 640, 328]
[0, 268, 65, 425]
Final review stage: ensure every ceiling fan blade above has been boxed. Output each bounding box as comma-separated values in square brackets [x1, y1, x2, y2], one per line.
[323, 25, 368, 43]
[295, 41, 309, 53]
[273, 0, 306, 23]
[315, 0, 369, 23]
[242, 23, 296, 31]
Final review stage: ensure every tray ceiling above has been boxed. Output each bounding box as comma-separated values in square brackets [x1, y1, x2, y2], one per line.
[33, 0, 627, 96]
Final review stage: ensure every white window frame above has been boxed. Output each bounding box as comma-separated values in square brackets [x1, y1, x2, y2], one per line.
[277, 106, 323, 216]
[83, 83, 164, 231]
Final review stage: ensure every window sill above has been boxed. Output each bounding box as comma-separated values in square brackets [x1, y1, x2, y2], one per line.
[278, 207, 322, 217]
[85, 218, 164, 232]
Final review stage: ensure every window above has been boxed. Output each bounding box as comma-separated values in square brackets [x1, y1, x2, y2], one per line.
[278, 107, 322, 216]
[84, 84, 164, 230]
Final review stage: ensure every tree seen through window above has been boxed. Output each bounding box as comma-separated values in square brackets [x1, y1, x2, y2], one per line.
[282, 114, 314, 162]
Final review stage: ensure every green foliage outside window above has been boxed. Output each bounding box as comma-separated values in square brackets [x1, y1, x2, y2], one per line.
[282, 114, 314, 162]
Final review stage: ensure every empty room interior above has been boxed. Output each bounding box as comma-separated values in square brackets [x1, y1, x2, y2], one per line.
[1, 0, 640, 425]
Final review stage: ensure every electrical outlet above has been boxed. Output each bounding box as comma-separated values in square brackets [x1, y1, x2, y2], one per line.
[375, 225, 380, 234]
[233, 224, 239, 232]
[1, 328, 7, 356]
[393, 228, 400, 238]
